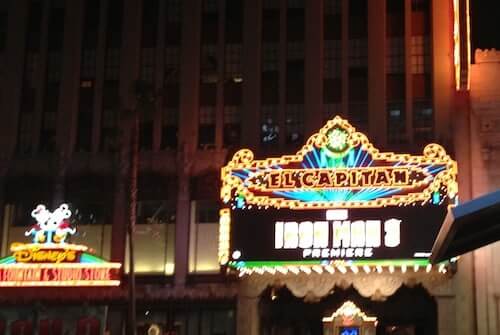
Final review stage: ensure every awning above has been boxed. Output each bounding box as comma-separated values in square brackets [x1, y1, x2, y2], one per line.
[430, 190, 500, 264]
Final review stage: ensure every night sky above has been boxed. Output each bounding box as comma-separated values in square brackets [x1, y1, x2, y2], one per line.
[471, 1, 500, 55]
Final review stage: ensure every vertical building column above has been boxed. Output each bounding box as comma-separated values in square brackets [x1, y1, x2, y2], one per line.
[404, 0, 413, 144]
[278, 0, 287, 148]
[432, 0, 453, 143]
[304, 0, 323, 135]
[452, 91, 476, 335]
[367, 0, 386, 145]
[57, 0, 83, 156]
[154, 1, 166, 152]
[237, 295, 260, 335]
[32, 1, 50, 152]
[241, 0, 262, 149]
[91, 0, 108, 153]
[175, 0, 202, 286]
[436, 296, 457, 335]
[341, 0, 348, 118]
[2, 0, 28, 155]
[52, 0, 85, 205]
[215, 0, 225, 150]
[110, 0, 142, 264]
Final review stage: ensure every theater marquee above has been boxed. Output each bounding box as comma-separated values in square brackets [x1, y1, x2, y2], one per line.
[219, 116, 458, 272]
[0, 204, 121, 287]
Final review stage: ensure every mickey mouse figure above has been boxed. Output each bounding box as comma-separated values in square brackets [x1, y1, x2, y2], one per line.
[26, 204, 75, 244]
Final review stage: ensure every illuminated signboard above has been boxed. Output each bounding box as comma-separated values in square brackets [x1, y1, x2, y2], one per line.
[0, 204, 121, 287]
[219, 116, 458, 270]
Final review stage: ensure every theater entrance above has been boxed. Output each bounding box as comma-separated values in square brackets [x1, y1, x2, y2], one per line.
[259, 285, 437, 335]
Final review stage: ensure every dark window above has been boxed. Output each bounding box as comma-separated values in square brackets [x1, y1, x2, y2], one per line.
[48, 7, 65, 51]
[261, 72, 280, 104]
[104, 48, 120, 80]
[387, 0, 404, 37]
[412, 0, 430, 36]
[140, 47, 155, 83]
[324, 14, 341, 40]
[287, 6, 304, 41]
[224, 81, 242, 106]
[142, 0, 159, 48]
[261, 105, 280, 146]
[387, 74, 405, 101]
[26, 0, 42, 51]
[200, 83, 217, 106]
[198, 106, 216, 149]
[412, 74, 431, 99]
[0, 11, 7, 51]
[285, 104, 303, 145]
[413, 100, 433, 142]
[196, 200, 219, 223]
[224, 106, 241, 147]
[225, 0, 243, 43]
[100, 81, 119, 151]
[262, 9, 280, 42]
[162, 103, 178, 150]
[82, 0, 100, 48]
[40, 85, 59, 153]
[387, 102, 406, 144]
[201, 0, 218, 45]
[348, 0, 367, 38]
[324, 78, 341, 103]
[139, 121, 153, 151]
[286, 60, 304, 104]
[165, 0, 182, 45]
[76, 84, 94, 152]
[106, 0, 123, 48]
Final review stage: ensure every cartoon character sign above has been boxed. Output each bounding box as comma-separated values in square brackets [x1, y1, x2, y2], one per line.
[25, 204, 76, 244]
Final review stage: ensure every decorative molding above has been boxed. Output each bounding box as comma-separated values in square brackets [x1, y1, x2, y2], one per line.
[239, 272, 451, 302]
[475, 49, 500, 63]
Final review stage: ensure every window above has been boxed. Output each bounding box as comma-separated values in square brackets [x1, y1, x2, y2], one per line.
[106, 0, 123, 48]
[140, 47, 155, 83]
[411, 36, 430, 74]
[224, 44, 242, 81]
[225, 0, 243, 43]
[100, 81, 119, 151]
[262, 43, 279, 72]
[285, 104, 304, 145]
[261, 105, 280, 146]
[387, 102, 406, 144]
[165, 0, 182, 45]
[349, 39, 367, 68]
[201, 0, 218, 44]
[47, 51, 62, 83]
[413, 100, 433, 142]
[0, 11, 7, 51]
[262, 8, 280, 42]
[324, 103, 341, 122]
[75, 85, 94, 152]
[287, 2, 304, 41]
[386, 0, 404, 37]
[200, 44, 218, 84]
[82, 0, 100, 48]
[141, 0, 159, 48]
[324, 0, 341, 15]
[224, 106, 241, 147]
[162, 106, 178, 149]
[165, 46, 180, 83]
[17, 113, 34, 154]
[81, 49, 97, 79]
[26, 0, 42, 51]
[48, 6, 65, 51]
[104, 48, 120, 80]
[387, 38, 405, 74]
[40, 83, 59, 153]
[198, 106, 216, 149]
[189, 200, 220, 273]
[126, 198, 176, 274]
[324, 40, 341, 78]
[348, 0, 367, 39]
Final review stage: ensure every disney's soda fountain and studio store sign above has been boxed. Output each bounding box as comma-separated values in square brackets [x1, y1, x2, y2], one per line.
[0, 204, 121, 287]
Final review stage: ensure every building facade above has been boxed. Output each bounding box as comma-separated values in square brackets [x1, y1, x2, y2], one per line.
[0, 0, 498, 335]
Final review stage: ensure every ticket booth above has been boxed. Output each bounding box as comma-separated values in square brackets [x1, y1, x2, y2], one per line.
[322, 301, 376, 335]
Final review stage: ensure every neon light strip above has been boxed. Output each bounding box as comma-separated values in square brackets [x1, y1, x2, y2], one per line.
[10, 243, 89, 252]
[0, 263, 122, 269]
[230, 259, 435, 268]
[0, 280, 121, 287]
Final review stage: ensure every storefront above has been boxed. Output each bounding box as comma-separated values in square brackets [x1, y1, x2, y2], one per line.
[0, 204, 123, 334]
[219, 117, 458, 335]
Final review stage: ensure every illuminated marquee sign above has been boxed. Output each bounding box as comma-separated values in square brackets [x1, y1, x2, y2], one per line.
[219, 116, 458, 269]
[0, 204, 121, 287]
